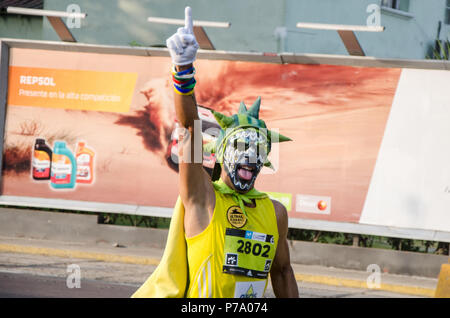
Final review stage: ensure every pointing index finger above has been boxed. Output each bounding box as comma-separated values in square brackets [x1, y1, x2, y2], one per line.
[184, 6, 193, 33]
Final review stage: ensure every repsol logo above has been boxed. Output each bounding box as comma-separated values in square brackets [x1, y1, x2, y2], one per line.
[20, 75, 56, 86]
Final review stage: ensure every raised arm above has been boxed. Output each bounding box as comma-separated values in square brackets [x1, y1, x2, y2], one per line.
[166, 7, 215, 237]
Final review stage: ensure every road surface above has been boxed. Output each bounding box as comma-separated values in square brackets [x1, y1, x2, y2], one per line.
[0, 251, 419, 298]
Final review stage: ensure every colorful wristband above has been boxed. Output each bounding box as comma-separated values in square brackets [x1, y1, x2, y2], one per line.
[172, 65, 196, 96]
[172, 77, 196, 86]
[171, 66, 196, 78]
[174, 83, 196, 94]
[173, 66, 194, 76]
[173, 86, 195, 95]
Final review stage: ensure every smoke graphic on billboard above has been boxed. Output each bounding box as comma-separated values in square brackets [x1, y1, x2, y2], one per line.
[115, 87, 172, 154]
[115, 61, 398, 178]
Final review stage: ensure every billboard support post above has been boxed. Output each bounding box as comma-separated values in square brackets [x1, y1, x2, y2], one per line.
[0, 41, 9, 181]
[46, 16, 76, 42]
[296, 22, 386, 56]
[352, 235, 360, 247]
[337, 30, 365, 56]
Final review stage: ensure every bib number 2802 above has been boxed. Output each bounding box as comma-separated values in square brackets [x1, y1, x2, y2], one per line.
[236, 240, 270, 257]
[223, 228, 276, 279]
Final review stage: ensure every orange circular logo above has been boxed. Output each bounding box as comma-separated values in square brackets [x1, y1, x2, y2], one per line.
[317, 200, 327, 211]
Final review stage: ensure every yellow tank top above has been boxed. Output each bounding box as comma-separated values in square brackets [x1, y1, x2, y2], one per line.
[185, 188, 279, 298]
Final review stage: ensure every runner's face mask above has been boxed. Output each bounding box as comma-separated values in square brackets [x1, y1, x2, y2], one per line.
[205, 96, 292, 183]
[222, 128, 268, 192]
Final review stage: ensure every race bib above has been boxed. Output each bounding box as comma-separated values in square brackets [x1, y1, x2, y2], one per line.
[222, 228, 276, 279]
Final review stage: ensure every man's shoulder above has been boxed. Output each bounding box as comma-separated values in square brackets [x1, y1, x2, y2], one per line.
[269, 199, 288, 225]
[270, 198, 287, 213]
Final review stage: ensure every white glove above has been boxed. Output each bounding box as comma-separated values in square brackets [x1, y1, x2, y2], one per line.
[166, 7, 199, 66]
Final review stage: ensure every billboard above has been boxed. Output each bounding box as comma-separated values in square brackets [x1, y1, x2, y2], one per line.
[1, 39, 449, 242]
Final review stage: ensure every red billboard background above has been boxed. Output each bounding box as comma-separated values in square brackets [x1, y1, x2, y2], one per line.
[2, 47, 401, 224]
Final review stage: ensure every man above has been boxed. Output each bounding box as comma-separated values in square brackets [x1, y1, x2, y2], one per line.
[133, 7, 298, 298]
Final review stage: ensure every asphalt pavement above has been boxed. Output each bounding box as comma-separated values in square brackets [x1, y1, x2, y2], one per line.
[0, 235, 439, 298]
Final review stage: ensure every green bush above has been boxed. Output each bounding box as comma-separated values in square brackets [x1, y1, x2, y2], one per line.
[427, 38, 449, 60]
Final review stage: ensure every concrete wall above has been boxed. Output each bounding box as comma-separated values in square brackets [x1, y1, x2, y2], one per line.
[0, 208, 168, 249]
[0, 0, 448, 59]
[42, 0, 450, 59]
[0, 208, 447, 278]
[42, 0, 284, 52]
[289, 240, 447, 278]
[284, 0, 450, 59]
[0, 15, 43, 40]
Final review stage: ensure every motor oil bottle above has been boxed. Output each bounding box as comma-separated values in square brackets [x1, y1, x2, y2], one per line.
[32, 138, 52, 180]
[50, 141, 77, 189]
[75, 141, 95, 184]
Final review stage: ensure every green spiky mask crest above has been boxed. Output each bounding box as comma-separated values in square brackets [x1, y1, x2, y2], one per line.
[204, 97, 292, 181]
